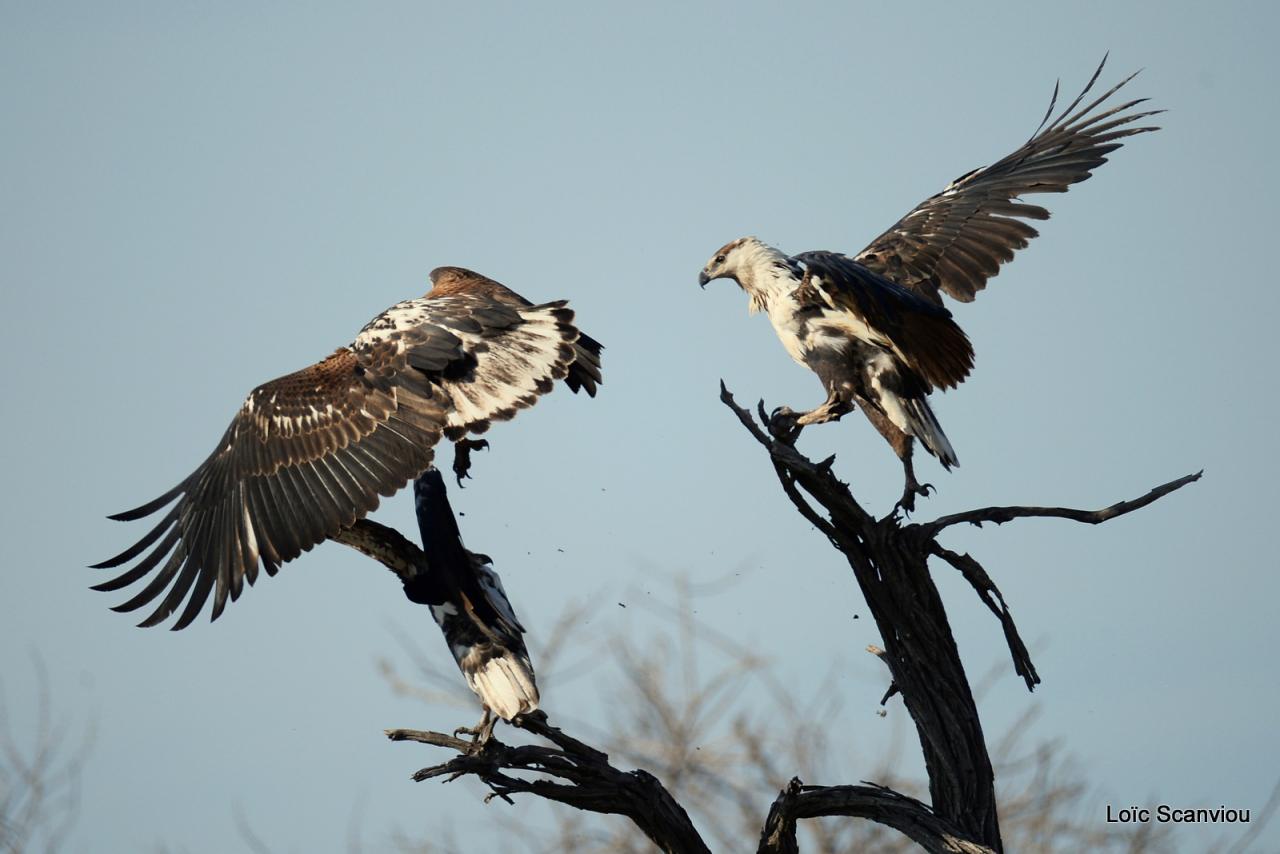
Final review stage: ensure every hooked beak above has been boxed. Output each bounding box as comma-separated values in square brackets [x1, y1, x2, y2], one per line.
[698, 271, 710, 288]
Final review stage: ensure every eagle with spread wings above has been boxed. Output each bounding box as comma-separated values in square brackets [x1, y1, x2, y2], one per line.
[94, 267, 602, 629]
[699, 60, 1159, 510]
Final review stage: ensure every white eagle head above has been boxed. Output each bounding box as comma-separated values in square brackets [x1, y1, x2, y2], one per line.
[699, 237, 795, 311]
[701, 235, 788, 285]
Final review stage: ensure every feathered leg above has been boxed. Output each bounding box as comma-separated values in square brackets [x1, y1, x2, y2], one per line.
[859, 402, 933, 513]
[896, 441, 934, 514]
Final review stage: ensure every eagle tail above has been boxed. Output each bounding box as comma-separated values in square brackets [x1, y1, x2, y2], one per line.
[464, 650, 540, 721]
[904, 396, 958, 470]
[565, 331, 603, 397]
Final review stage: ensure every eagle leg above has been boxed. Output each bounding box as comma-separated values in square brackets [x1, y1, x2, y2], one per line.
[795, 392, 852, 427]
[452, 439, 491, 487]
[453, 707, 497, 751]
[894, 444, 935, 515]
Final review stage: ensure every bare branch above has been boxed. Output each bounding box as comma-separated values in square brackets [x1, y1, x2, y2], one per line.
[720, 385, 1005, 849]
[0, 655, 94, 854]
[331, 520, 427, 584]
[758, 778, 995, 854]
[375, 384, 1203, 854]
[718, 383, 1200, 853]
[929, 546, 1039, 692]
[918, 471, 1202, 536]
[387, 712, 711, 854]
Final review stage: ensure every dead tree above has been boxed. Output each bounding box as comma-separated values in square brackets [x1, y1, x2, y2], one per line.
[385, 384, 1200, 853]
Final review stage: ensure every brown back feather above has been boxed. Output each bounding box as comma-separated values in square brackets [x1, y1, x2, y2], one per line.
[895, 312, 974, 391]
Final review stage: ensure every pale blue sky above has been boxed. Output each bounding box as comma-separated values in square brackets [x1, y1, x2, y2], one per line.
[3, 2, 1278, 851]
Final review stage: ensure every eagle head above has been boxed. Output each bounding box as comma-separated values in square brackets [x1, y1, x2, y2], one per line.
[698, 237, 762, 289]
[701, 236, 788, 294]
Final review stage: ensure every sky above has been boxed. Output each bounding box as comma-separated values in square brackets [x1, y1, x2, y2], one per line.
[2, 2, 1278, 851]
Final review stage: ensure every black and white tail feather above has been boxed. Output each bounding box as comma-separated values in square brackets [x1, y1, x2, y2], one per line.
[902, 396, 958, 470]
[407, 470, 538, 722]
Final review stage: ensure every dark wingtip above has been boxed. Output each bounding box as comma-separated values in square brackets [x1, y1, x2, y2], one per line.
[135, 603, 175, 629]
[106, 481, 186, 522]
[90, 575, 133, 593]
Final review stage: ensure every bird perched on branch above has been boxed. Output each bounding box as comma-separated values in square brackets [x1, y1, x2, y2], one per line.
[409, 468, 538, 737]
[333, 469, 538, 742]
[699, 59, 1158, 511]
[93, 267, 602, 630]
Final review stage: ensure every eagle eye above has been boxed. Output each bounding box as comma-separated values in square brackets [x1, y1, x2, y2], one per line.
[714, 254, 726, 265]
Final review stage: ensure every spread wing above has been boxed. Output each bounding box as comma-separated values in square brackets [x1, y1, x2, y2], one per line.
[94, 295, 581, 630]
[854, 58, 1161, 305]
[794, 251, 974, 390]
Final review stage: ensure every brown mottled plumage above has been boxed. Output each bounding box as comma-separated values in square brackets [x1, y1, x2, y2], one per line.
[430, 267, 603, 397]
[94, 268, 602, 629]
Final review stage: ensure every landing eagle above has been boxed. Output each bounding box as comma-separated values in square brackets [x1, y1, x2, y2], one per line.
[699, 60, 1159, 509]
[94, 267, 602, 629]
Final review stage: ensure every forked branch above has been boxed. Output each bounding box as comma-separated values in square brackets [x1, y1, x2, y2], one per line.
[758, 778, 995, 854]
[388, 712, 711, 854]
[918, 471, 1202, 537]
[380, 386, 1198, 854]
[718, 381, 1198, 853]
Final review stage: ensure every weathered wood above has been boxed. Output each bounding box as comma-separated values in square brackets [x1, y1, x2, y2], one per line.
[720, 381, 1198, 853]
[388, 713, 712, 854]
[372, 393, 1198, 852]
[758, 778, 995, 854]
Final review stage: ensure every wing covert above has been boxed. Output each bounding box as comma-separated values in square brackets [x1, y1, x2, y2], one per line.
[796, 251, 974, 390]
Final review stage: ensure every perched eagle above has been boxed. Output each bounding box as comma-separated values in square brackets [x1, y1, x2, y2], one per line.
[94, 267, 602, 630]
[333, 469, 537, 739]
[699, 60, 1158, 510]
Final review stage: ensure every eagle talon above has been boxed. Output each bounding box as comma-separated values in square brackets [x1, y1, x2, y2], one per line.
[452, 439, 491, 487]
[767, 406, 803, 443]
[454, 709, 498, 751]
[894, 478, 934, 516]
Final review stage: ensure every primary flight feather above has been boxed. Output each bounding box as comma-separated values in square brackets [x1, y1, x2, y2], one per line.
[94, 267, 602, 629]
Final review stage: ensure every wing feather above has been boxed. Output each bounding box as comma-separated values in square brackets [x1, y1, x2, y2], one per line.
[96, 282, 600, 629]
[795, 251, 974, 390]
[855, 58, 1160, 304]
[112, 543, 187, 616]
